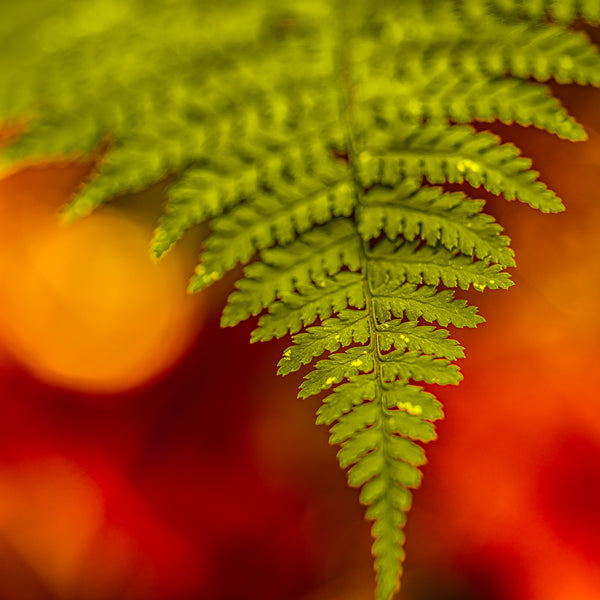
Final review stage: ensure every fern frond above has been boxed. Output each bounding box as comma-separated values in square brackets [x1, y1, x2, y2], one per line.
[252, 272, 365, 342]
[190, 164, 354, 291]
[369, 282, 483, 329]
[363, 72, 586, 140]
[375, 321, 465, 360]
[3, 1, 600, 598]
[278, 310, 370, 375]
[359, 180, 515, 266]
[478, 0, 600, 26]
[359, 124, 563, 212]
[222, 219, 362, 327]
[374, 3, 600, 84]
[368, 239, 512, 292]
[150, 89, 343, 256]
[291, 292, 466, 600]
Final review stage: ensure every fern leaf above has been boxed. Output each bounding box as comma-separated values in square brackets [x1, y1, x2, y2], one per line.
[151, 161, 269, 259]
[359, 180, 515, 267]
[359, 125, 563, 212]
[299, 347, 374, 398]
[0, 115, 103, 168]
[379, 351, 462, 386]
[151, 127, 343, 257]
[371, 283, 484, 329]
[315, 376, 377, 425]
[222, 219, 362, 327]
[363, 72, 585, 141]
[297, 314, 458, 600]
[3, 1, 600, 598]
[252, 272, 365, 342]
[377, 4, 600, 84]
[191, 174, 354, 291]
[382, 383, 444, 420]
[375, 321, 465, 360]
[278, 310, 370, 376]
[368, 239, 513, 292]
[481, 0, 600, 26]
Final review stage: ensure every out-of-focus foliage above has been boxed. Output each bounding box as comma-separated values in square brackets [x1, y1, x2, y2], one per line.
[2, 1, 600, 598]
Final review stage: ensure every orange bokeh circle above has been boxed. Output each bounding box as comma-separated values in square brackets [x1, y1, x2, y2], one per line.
[0, 166, 203, 393]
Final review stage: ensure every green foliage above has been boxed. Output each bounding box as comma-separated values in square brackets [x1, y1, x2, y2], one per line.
[1, 1, 600, 598]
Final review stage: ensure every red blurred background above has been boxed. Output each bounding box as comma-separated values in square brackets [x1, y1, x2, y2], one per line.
[1, 71, 600, 600]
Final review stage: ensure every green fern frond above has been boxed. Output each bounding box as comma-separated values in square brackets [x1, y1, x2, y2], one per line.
[368, 239, 512, 292]
[359, 180, 515, 266]
[364, 73, 586, 140]
[373, 1, 600, 83]
[368, 282, 483, 329]
[252, 272, 366, 342]
[222, 218, 362, 327]
[2, 1, 600, 598]
[190, 155, 354, 291]
[359, 125, 563, 212]
[480, 0, 600, 26]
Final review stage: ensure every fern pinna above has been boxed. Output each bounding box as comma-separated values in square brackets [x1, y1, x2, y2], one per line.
[1, 1, 599, 598]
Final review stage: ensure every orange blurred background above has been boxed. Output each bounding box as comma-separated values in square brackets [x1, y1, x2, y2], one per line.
[1, 67, 600, 600]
